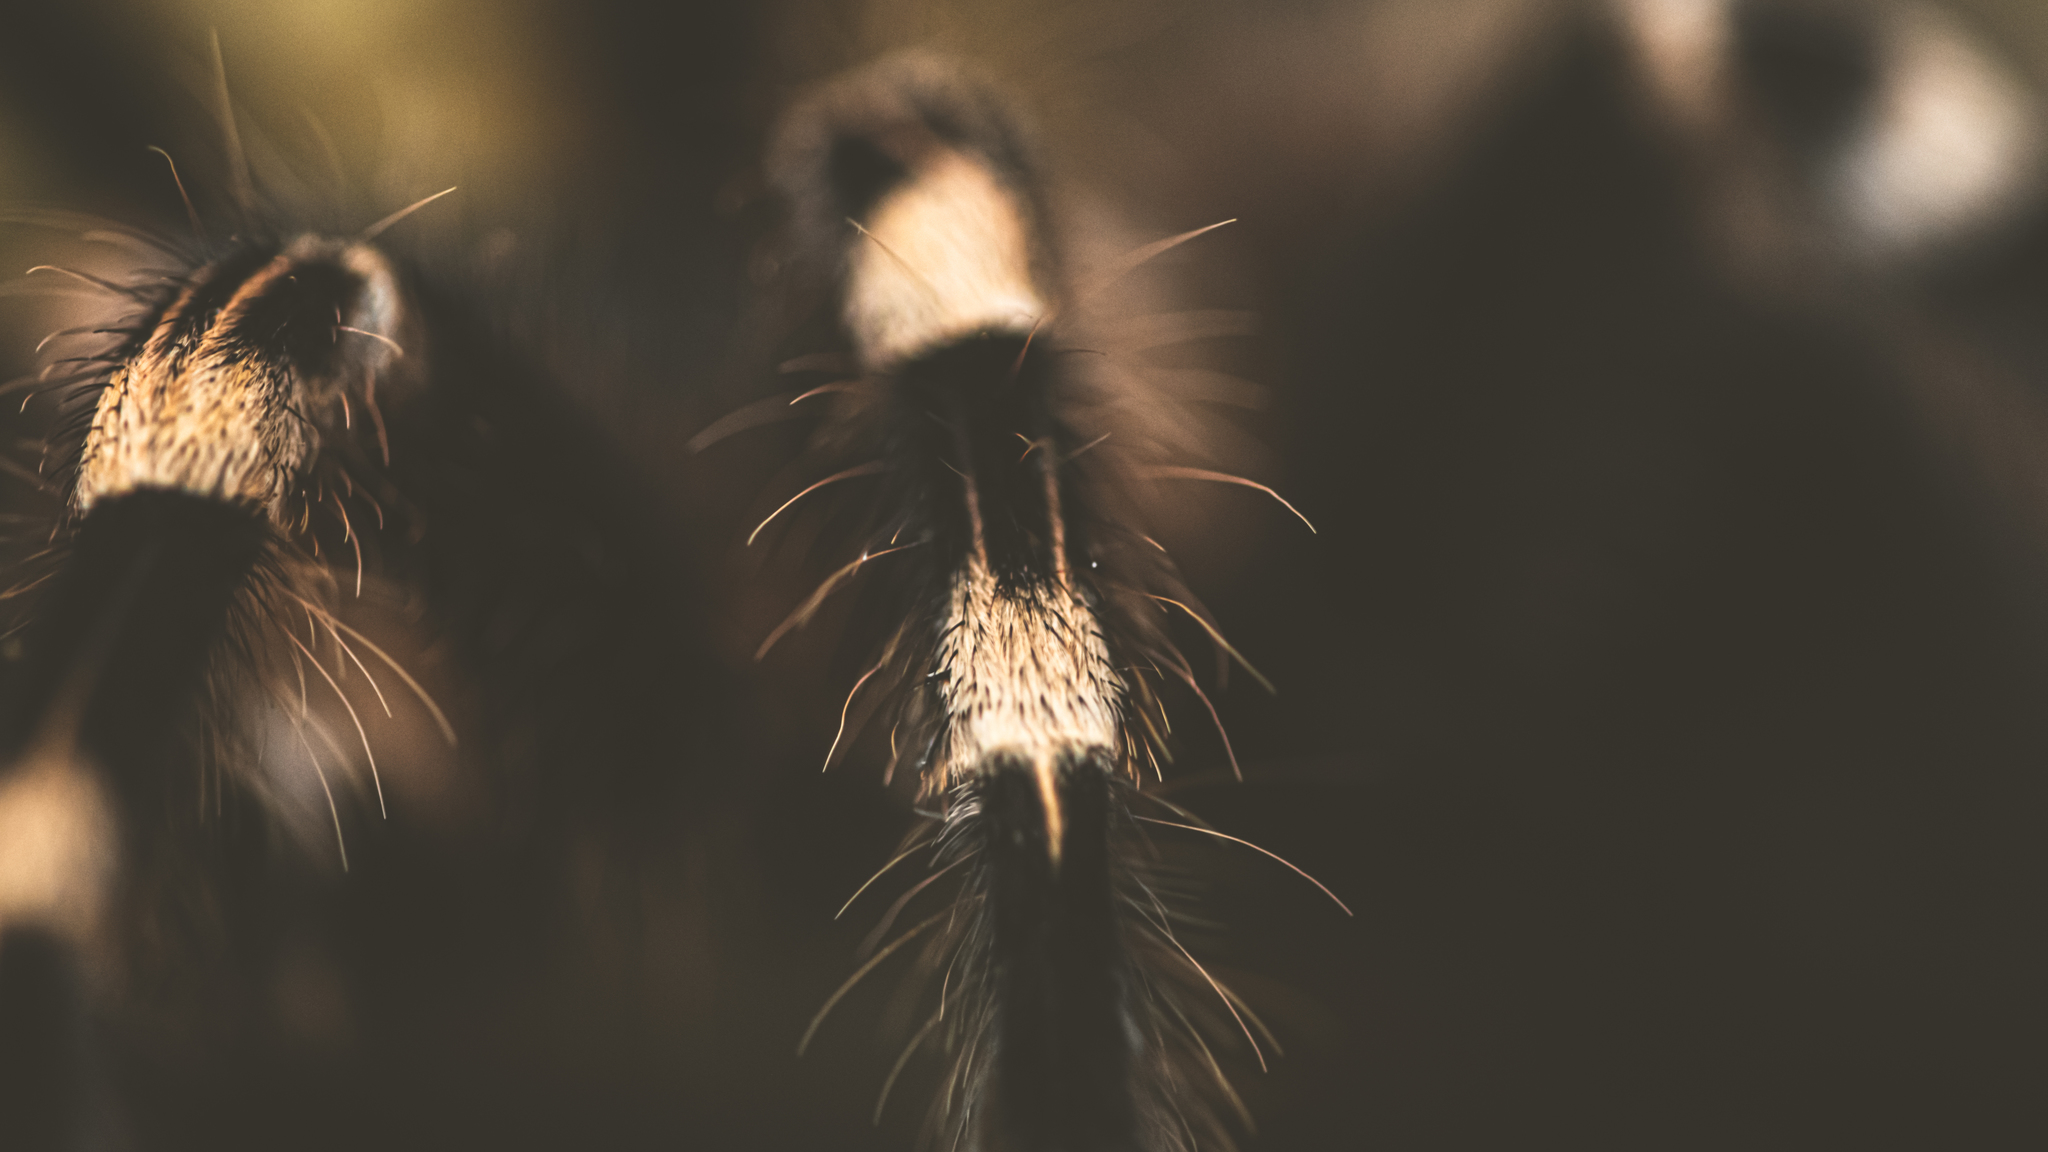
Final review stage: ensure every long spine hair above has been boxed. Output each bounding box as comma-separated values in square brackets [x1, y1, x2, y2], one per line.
[757, 55, 1267, 1152]
[0, 226, 421, 830]
[0, 179, 428, 1147]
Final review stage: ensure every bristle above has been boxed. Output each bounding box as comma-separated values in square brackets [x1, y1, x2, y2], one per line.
[762, 53, 1261, 1152]
[73, 236, 410, 519]
[0, 492, 273, 773]
[933, 566, 1121, 863]
[960, 756, 1138, 1151]
[0, 185, 435, 1144]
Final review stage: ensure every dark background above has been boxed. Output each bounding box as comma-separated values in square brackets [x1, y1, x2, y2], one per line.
[0, 0, 2043, 1148]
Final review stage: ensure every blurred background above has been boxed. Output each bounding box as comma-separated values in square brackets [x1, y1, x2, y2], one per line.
[2, 0, 2046, 1148]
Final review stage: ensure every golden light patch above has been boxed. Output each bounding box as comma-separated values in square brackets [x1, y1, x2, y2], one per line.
[0, 752, 118, 950]
[844, 149, 1049, 371]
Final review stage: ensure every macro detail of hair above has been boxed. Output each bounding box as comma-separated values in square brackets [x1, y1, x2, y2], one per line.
[2, 0, 2047, 1150]
[7, 172, 322, 1144]
[0, 11, 741, 1148]
[738, 54, 1318, 1152]
[0, 147, 440, 1121]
